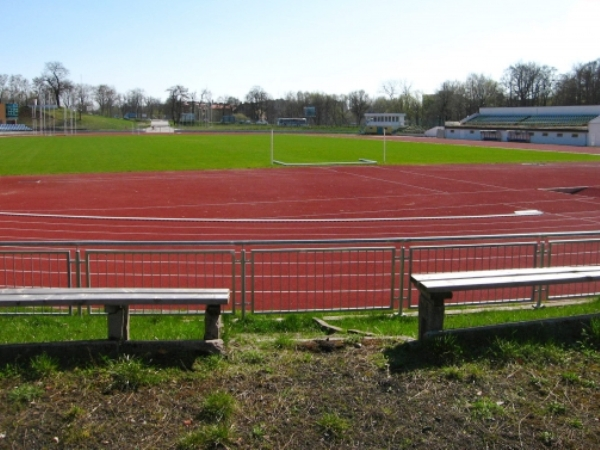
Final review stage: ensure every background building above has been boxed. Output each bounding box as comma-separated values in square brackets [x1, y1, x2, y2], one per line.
[444, 106, 600, 147]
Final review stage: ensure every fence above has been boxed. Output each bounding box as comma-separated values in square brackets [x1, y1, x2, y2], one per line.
[1, 230, 599, 316]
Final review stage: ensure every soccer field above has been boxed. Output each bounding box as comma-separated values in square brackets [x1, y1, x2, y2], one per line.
[1, 133, 600, 175]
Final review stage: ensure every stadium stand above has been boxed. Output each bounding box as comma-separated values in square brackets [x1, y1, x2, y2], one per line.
[0, 124, 33, 132]
[444, 106, 600, 147]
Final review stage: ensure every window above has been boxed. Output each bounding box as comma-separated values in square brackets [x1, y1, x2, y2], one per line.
[542, 132, 548, 136]
[572, 133, 579, 138]
[557, 133, 563, 137]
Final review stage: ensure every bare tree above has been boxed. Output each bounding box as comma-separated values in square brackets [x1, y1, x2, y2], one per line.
[166, 85, 189, 124]
[348, 90, 371, 125]
[74, 83, 93, 120]
[464, 73, 503, 114]
[36, 62, 72, 107]
[245, 86, 270, 121]
[380, 80, 400, 100]
[554, 59, 600, 106]
[94, 85, 118, 117]
[7, 75, 31, 104]
[126, 88, 146, 118]
[0, 74, 8, 103]
[503, 62, 556, 107]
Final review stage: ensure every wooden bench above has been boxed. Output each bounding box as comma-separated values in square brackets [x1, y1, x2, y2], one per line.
[410, 266, 600, 340]
[0, 288, 230, 341]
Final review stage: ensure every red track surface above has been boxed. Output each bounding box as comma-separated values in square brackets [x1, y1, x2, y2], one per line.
[1, 139, 600, 241]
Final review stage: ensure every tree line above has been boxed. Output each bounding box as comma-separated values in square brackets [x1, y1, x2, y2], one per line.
[1, 59, 599, 129]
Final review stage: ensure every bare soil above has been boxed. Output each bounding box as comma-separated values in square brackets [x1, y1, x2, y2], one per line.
[1, 334, 599, 449]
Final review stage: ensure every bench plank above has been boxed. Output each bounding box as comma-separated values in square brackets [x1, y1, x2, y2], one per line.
[411, 266, 600, 283]
[413, 270, 600, 293]
[0, 288, 229, 307]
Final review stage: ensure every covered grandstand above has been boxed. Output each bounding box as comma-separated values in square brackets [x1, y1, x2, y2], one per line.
[444, 105, 600, 147]
[0, 124, 33, 134]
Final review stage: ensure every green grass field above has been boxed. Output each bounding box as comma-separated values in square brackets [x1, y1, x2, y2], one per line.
[1, 134, 599, 176]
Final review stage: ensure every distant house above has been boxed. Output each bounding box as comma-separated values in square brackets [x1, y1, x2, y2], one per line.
[123, 112, 137, 120]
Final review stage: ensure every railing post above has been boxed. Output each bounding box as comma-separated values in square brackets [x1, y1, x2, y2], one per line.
[240, 248, 247, 319]
[397, 246, 405, 315]
[75, 247, 82, 316]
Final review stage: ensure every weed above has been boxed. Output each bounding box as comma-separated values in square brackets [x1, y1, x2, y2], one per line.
[561, 371, 580, 385]
[251, 423, 266, 439]
[469, 397, 505, 420]
[316, 412, 351, 439]
[192, 354, 227, 374]
[0, 363, 21, 379]
[370, 352, 389, 371]
[344, 333, 362, 346]
[177, 424, 234, 450]
[237, 349, 267, 365]
[7, 383, 44, 404]
[569, 418, 584, 429]
[103, 355, 159, 392]
[538, 431, 555, 446]
[440, 366, 463, 381]
[198, 391, 236, 423]
[424, 334, 464, 364]
[545, 401, 566, 415]
[271, 335, 295, 349]
[28, 353, 59, 379]
[63, 405, 86, 422]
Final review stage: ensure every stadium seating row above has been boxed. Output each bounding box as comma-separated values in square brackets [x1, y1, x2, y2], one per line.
[0, 124, 33, 132]
[465, 114, 597, 127]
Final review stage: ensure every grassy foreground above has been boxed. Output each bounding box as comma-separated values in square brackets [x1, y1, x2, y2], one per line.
[0, 303, 599, 449]
[1, 134, 599, 176]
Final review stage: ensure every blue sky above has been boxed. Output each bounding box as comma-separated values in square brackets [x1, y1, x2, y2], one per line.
[4, 0, 599, 101]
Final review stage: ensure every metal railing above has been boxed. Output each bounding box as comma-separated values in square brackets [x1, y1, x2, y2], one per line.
[0, 230, 599, 316]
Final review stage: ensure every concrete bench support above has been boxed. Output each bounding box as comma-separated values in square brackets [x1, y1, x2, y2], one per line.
[418, 290, 452, 340]
[204, 304, 223, 341]
[105, 305, 130, 340]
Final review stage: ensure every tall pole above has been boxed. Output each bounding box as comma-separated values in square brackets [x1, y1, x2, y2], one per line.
[270, 129, 274, 165]
[383, 127, 386, 164]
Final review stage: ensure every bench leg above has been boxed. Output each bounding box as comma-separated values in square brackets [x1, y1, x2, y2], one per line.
[204, 304, 222, 340]
[418, 291, 452, 340]
[105, 305, 130, 341]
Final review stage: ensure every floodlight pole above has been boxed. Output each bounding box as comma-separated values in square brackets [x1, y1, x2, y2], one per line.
[383, 127, 386, 164]
[270, 129, 274, 165]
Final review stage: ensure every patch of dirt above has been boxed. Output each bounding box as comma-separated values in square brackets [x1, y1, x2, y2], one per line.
[0, 337, 599, 449]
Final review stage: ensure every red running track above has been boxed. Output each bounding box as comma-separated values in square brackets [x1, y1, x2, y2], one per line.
[0, 162, 600, 241]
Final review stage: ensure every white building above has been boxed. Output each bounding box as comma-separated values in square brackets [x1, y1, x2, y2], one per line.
[363, 113, 406, 135]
